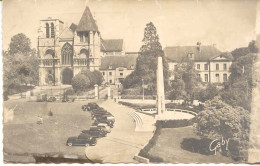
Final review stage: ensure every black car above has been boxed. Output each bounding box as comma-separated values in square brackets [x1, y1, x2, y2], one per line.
[80, 128, 107, 138]
[47, 96, 56, 102]
[91, 111, 112, 119]
[66, 136, 97, 146]
[93, 119, 114, 128]
[82, 102, 100, 111]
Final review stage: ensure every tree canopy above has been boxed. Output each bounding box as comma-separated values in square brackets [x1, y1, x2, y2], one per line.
[9, 33, 32, 56]
[123, 22, 169, 95]
[3, 33, 39, 97]
[194, 96, 250, 159]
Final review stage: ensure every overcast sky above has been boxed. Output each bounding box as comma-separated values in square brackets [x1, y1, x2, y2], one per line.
[2, 0, 257, 52]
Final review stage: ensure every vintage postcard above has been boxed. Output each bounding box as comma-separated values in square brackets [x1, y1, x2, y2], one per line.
[2, 0, 260, 164]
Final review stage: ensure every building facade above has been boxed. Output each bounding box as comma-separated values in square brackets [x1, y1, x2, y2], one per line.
[164, 43, 233, 83]
[38, 7, 102, 86]
[100, 54, 138, 85]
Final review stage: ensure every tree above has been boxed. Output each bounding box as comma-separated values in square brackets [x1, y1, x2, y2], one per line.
[171, 60, 202, 103]
[71, 74, 90, 92]
[123, 22, 169, 95]
[91, 70, 104, 86]
[168, 79, 186, 100]
[197, 84, 219, 102]
[9, 33, 31, 56]
[221, 53, 257, 110]
[81, 69, 103, 87]
[194, 96, 250, 159]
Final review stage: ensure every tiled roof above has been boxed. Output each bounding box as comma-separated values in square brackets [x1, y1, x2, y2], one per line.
[59, 27, 74, 39]
[211, 52, 234, 61]
[101, 39, 123, 52]
[164, 45, 223, 62]
[76, 7, 98, 32]
[100, 55, 138, 70]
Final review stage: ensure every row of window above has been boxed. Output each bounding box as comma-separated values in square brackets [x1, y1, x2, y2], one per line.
[46, 23, 55, 38]
[78, 32, 89, 43]
[197, 73, 228, 82]
[196, 63, 227, 71]
[102, 72, 123, 76]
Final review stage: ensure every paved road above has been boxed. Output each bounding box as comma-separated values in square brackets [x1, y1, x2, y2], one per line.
[85, 100, 154, 163]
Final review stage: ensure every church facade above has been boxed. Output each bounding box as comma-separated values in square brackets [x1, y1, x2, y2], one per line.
[38, 7, 102, 86]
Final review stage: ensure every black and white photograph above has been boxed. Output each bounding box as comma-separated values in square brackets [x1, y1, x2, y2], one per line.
[2, 0, 260, 164]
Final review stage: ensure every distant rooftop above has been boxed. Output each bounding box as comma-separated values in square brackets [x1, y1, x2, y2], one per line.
[164, 45, 232, 62]
[100, 54, 138, 70]
[101, 39, 124, 52]
[76, 6, 98, 32]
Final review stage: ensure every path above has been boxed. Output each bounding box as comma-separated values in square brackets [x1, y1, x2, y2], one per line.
[85, 100, 154, 163]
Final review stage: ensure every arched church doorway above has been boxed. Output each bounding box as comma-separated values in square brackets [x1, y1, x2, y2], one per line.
[61, 68, 73, 85]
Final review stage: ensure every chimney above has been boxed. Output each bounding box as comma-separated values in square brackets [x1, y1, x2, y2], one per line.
[197, 42, 201, 52]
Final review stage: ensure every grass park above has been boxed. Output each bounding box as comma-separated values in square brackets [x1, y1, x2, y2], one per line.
[3, 99, 104, 162]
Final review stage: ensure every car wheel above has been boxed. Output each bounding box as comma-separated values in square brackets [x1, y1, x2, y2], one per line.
[68, 143, 73, 146]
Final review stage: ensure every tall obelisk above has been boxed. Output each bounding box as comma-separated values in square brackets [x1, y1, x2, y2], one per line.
[248, 0, 260, 163]
[156, 56, 166, 117]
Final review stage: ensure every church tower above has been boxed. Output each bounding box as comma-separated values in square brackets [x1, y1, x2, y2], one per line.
[38, 17, 64, 86]
[73, 6, 102, 75]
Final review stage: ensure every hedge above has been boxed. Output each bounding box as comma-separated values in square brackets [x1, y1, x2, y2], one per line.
[138, 124, 164, 163]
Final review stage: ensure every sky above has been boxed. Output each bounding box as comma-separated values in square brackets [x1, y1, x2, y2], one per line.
[2, 0, 258, 52]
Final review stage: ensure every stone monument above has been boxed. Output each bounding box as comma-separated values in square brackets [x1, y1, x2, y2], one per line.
[156, 56, 166, 117]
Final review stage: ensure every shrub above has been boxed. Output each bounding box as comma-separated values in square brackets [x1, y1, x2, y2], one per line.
[194, 96, 250, 160]
[71, 74, 90, 92]
[64, 88, 75, 95]
[81, 69, 103, 87]
[48, 110, 53, 116]
[156, 119, 194, 128]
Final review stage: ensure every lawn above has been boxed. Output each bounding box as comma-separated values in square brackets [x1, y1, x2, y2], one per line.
[148, 126, 237, 163]
[3, 99, 103, 161]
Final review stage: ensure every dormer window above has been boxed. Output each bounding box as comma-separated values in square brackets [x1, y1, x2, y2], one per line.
[109, 65, 113, 69]
[188, 53, 194, 59]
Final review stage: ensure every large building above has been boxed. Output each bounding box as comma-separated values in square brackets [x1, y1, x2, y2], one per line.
[100, 54, 138, 85]
[38, 7, 129, 86]
[164, 43, 233, 83]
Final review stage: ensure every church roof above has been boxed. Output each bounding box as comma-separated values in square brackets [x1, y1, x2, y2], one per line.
[100, 54, 138, 70]
[164, 45, 223, 62]
[59, 27, 74, 39]
[101, 39, 124, 52]
[76, 6, 98, 32]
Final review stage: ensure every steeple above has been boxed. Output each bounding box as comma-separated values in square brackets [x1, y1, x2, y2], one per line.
[76, 6, 98, 32]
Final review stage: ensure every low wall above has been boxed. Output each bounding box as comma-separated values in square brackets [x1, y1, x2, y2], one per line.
[134, 155, 149, 163]
[118, 99, 184, 105]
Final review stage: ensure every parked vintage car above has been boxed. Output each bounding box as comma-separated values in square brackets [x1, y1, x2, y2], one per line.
[36, 94, 47, 102]
[81, 127, 107, 138]
[91, 111, 112, 119]
[96, 114, 115, 122]
[96, 123, 111, 133]
[66, 135, 97, 146]
[82, 102, 100, 111]
[93, 119, 114, 128]
[47, 96, 56, 102]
